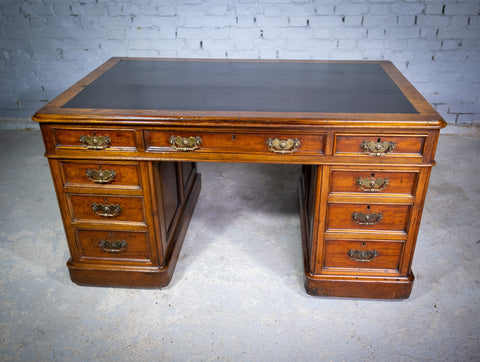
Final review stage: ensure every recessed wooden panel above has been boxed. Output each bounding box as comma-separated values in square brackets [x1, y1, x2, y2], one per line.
[158, 162, 180, 234]
[182, 162, 195, 188]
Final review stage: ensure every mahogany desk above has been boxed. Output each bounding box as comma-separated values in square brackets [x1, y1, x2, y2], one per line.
[33, 58, 446, 299]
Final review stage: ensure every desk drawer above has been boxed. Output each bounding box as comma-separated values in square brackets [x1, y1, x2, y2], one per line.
[334, 133, 426, 158]
[145, 130, 325, 156]
[52, 127, 138, 151]
[326, 203, 410, 233]
[59, 161, 142, 190]
[75, 229, 151, 263]
[329, 169, 418, 195]
[67, 194, 146, 225]
[323, 239, 403, 273]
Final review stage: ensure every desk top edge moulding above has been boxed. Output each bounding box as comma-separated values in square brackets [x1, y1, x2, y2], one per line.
[33, 58, 446, 299]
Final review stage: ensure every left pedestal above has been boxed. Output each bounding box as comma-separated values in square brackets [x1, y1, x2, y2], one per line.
[48, 157, 201, 288]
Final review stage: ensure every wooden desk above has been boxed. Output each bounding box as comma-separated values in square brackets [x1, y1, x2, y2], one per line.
[33, 58, 446, 299]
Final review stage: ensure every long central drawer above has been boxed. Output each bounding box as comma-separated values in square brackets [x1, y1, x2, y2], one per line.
[144, 129, 326, 156]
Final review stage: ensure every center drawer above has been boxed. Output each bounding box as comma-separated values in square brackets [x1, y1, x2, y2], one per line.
[144, 129, 325, 156]
[66, 194, 146, 225]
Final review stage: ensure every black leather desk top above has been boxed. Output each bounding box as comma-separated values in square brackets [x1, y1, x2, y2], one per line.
[62, 60, 418, 114]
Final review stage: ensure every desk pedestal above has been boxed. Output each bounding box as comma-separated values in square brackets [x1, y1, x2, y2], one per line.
[48, 158, 201, 288]
[298, 165, 422, 299]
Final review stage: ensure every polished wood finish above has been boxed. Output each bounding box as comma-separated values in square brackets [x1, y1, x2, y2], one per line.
[33, 58, 445, 298]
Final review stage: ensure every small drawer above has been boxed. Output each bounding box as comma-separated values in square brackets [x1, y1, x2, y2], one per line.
[323, 239, 403, 272]
[52, 127, 137, 151]
[329, 169, 418, 195]
[326, 203, 410, 233]
[334, 133, 426, 158]
[75, 229, 151, 262]
[145, 129, 325, 156]
[67, 195, 146, 225]
[59, 161, 142, 190]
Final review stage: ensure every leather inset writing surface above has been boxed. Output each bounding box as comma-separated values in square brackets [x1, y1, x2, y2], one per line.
[63, 60, 418, 114]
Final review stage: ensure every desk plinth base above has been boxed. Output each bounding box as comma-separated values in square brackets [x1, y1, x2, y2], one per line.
[302, 273, 414, 300]
[298, 175, 414, 299]
[67, 172, 201, 288]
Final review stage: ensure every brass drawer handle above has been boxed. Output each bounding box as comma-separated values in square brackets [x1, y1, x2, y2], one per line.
[79, 133, 111, 150]
[348, 249, 378, 262]
[356, 177, 389, 192]
[169, 136, 202, 151]
[351, 211, 383, 225]
[267, 138, 301, 153]
[92, 203, 121, 217]
[99, 239, 128, 253]
[361, 139, 395, 156]
[86, 167, 116, 184]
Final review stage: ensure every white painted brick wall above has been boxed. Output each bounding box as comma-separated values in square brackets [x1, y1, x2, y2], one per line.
[0, 0, 479, 125]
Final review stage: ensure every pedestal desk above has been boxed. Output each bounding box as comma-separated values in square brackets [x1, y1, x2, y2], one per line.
[33, 58, 446, 299]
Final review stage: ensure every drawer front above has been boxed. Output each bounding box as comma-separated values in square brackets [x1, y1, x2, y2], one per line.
[145, 130, 325, 156]
[67, 195, 146, 224]
[75, 229, 151, 262]
[334, 133, 426, 158]
[59, 161, 142, 189]
[323, 239, 403, 272]
[52, 127, 137, 151]
[326, 203, 410, 233]
[330, 169, 418, 195]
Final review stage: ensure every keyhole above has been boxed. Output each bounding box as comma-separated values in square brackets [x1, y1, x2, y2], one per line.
[362, 242, 366, 247]
[232, 134, 236, 141]
[377, 138, 381, 142]
[371, 173, 375, 178]
[367, 205, 371, 210]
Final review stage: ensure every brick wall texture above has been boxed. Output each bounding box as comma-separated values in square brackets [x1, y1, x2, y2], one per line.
[1, 0, 479, 124]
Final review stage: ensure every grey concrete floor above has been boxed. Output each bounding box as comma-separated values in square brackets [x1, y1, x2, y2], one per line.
[0, 129, 479, 361]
